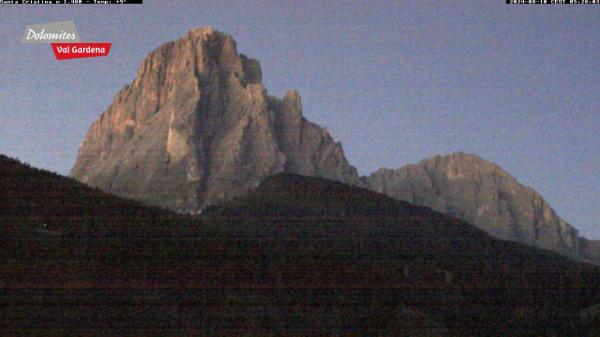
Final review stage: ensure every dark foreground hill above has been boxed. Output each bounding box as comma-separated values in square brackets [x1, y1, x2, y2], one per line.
[2, 155, 600, 336]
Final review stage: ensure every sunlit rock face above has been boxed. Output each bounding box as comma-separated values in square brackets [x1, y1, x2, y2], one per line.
[71, 27, 358, 212]
[363, 152, 584, 260]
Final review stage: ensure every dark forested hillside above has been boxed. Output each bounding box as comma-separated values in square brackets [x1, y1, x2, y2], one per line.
[0, 154, 186, 236]
[1, 156, 600, 336]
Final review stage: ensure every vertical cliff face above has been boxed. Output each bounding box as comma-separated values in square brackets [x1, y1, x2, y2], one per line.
[70, 27, 358, 212]
[363, 153, 584, 259]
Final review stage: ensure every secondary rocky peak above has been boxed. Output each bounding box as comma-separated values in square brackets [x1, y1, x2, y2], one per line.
[420, 152, 513, 182]
[71, 28, 358, 212]
[364, 152, 587, 260]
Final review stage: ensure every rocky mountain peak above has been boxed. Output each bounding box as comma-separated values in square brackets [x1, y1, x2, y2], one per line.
[71, 29, 358, 212]
[422, 152, 512, 181]
[186, 25, 215, 37]
[364, 152, 589, 260]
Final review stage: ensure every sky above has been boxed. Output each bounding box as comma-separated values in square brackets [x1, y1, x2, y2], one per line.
[0, 0, 598, 238]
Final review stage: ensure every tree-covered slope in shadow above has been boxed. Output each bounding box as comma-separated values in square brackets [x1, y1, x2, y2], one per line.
[2, 157, 600, 336]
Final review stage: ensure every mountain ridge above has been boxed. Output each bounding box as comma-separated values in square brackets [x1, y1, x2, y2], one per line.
[69, 27, 598, 265]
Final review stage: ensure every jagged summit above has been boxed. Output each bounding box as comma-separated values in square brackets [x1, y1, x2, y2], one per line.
[187, 25, 215, 35]
[71, 28, 358, 212]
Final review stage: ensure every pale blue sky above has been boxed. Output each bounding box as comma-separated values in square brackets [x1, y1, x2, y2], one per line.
[0, 1, 598, 238]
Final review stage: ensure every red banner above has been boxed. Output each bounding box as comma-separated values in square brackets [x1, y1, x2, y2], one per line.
[50, 42, 112, 60]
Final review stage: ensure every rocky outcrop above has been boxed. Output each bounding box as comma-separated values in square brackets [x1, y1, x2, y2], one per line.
[362, 152, 593, 261]
[70, 27, 358, 212]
